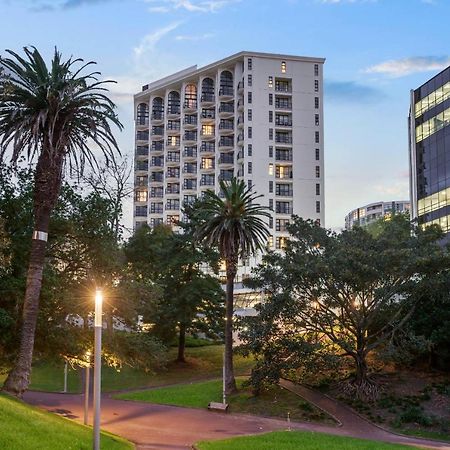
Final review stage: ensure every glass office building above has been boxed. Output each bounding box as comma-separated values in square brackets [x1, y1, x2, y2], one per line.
[409, 66, 450, 236]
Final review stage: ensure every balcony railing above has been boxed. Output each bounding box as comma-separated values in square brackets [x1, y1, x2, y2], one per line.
[237, 80, 244, 91]
[166, 155, 180, 163]
[167, 107, 181, 115]
[275, 84, 292, 93]
[166, 139, 180, 147]
[151, 112, 164, 121]
[136, 146, 149, 156]
[183, 100, 197, 109]
[184, 116, 197, 126]
[166, 171, 180, 178]
[183, 166, 197, 174]
[165, 204, 180, 211]
[151, 142, 164, 152]
[183, 148, 197, 158]
[219, 138, 234, 147]
[167, 122, 181, 131]
[219, 155, 234, 164]
[275, 120, 293, 127]
[166, 186, 180, 194]
[219, 173, 233, 182]
[219, 103, 234, 114]
[275, 135, 293, 144]
[200, 179, 215, 186]
[275, 101, 292, 110]
[219, 87, 234, 96]
[151, 128, 164, 136]
[150, 159, 164, 167]
[150, 207, 164, 214]
[150, 173, 164, 183]
[201, 94, 215, 103]
[183, 181, 197, 190]
[200, 143, 215, 153]
[219, 121, 234, 130]
[150, 190, 163, 198]
[136, 162, 149, 171]
[184, 132, 197, 141]
[201, 110, 215, 120]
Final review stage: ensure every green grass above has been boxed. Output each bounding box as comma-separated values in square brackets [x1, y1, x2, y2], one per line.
[0, 345, 255, 394]
[0, 393, 133, 450]
[195, 430, 415, 450]
[395, 427, 450, 442]
[116, 378, 335, 424]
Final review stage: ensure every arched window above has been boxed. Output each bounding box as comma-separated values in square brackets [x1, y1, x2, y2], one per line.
[168, 91, 180, 115]
[136, 103, 149, 125]
[219, 71, 233, 96]
[152, 97, 164, 120]
[184, 84, 197, 109]
[201, 78, 215, 102]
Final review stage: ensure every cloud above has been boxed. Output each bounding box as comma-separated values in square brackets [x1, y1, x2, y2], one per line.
[133, 22, 182, 59]
[365, 56, 450, 78]
[325, 80, 384, 103]
[145, 0, 239, 13]
[174, 32, 214, 41]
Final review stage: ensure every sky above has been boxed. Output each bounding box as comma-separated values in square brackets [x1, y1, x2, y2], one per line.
[1, 0, 450, 230]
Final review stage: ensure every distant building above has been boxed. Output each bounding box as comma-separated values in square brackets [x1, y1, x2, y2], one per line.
[409, 66, 450, 237]
[344, 201, 411, 230]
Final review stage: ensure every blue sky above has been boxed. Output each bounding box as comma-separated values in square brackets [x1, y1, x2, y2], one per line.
[1, 0, 450, 229]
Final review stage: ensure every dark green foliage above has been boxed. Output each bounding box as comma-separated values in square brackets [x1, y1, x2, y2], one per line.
[400, 406, 433, 427]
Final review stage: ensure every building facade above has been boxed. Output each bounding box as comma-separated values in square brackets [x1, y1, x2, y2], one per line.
[409, 66, 450, 235]
[344, 201, 410, 230]
[133, 51, 325, 298]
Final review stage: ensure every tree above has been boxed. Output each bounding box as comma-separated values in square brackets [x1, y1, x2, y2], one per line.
[241, 215, 449, 399]
[0, 47, 122, 396]
[125, 224, 224, 363]
[193, 178, 270, 394]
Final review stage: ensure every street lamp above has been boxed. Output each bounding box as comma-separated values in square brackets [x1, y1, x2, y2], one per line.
[93, 290, 103, 450]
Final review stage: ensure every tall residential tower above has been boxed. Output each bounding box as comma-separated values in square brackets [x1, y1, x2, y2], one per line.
[133, 51, 325, 294]
[409, 66, 450, 236]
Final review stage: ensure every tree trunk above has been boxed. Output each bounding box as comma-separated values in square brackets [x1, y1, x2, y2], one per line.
[3, 151, 63, 397]
[177, 323, 186, 363]
[354, 351, 368, 385]
[224, 256, 237, 395]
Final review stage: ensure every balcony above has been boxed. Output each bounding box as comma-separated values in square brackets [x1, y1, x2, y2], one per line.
[275, 134, 293, 144]
[136, 118, 149, 128]
[237, 80, 244, 93]
[219, 171, 233, 182]
[275, 171, 293, 180]
[183, 165, 198, 175]
[166, 203, 180, 211]
[136, 145, 149, 157]
[275, 83, 292, 93]
[184, 132, 197, 144]
[275, 151, 293, 162]
[237, 99, 244, 112]
[237, 150, 244, 160]
[275, 100, 292, 110]
[136, 131, 149, 142]
[200, 177, 215, 187]
[166, 154, 180, 164]
[167, 107, 181, 118]
[219, 102, 234, 115]
[200, 142, 215, 154]
[219, 120, 234, 135]
[151, 142, 164, 153]
[183, 100, 197, 111]
[200, 94, 215, 104]
[151, 128, 164, 140]
[200, 130, 215, 140]
[184, 116, 198, 128]
[166, 170, 180, 180]
[183, 180, 197, 190]
[219, 154, 234, 165]
[201, 109, 215, 122]
[236, 133, 244, 147]
[183, 148, 197, 159]
[275, 119, 293, 127]
[219, 137, 234, 150]
[150, 206, 164, 215]
[237, 115, 244, 129]
[150, 173, 164, 183]
[166, 138, 181, 148]
[150, 190, 163, 198]
[219, 86, 234, 99]
[151, 112, 164, 123]
[167, 121, 181, 134]
[150, 158, 164, 168]
[166, 184, 180, 195]
[135, 162, 149, 172]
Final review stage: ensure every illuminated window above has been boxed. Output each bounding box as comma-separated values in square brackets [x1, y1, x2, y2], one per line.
[268, 76, 273, 88]
[276, 237, 287, 249]
[281, 61, 286, 73]
[269, 163, 274, 175]
[135, 190, 148, 202]
[201, 157, 214, 169]
[415, 107, 450, 142]
[268, 235, 273, 248]
[202, 124, 214, 136]
[415, 81, 450, 117]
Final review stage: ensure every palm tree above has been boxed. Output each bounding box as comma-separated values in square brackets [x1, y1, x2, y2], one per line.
[0, 47, 122, 396]
[194, 178, 270, 394]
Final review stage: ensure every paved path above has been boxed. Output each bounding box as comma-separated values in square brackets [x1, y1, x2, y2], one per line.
[24, 388, 450, 450]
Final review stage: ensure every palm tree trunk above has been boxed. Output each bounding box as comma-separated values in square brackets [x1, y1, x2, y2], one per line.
[177, 323, 186, 363]
[224, 256, 237, 395]
[3, 151, 63, 397]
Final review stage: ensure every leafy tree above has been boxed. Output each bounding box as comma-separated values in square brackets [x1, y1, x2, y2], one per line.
[125, 224, 224, 363]
[0, 47, 122, 396]
[193, 178, 270, 394]
[241, 215, 449, 399]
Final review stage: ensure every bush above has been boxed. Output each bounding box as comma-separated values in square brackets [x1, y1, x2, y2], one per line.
[400, 406, 433, 427]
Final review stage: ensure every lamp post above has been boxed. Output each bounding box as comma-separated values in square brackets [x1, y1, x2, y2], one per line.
[93, 290, 103, 450]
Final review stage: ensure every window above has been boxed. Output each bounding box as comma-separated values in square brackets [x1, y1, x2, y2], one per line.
[315, 114, 320, 126]
[276, 183, 293, 196]
[248, 144, 252, 156]
[268, 76, 273, 88]
[248, 162, 252, 174]
[248, 74, 252, 86]
[248, 109, 252, 121]
[276, 237, 288, 249]
[276, 148, 292, 161]
[281, 61, 286, 73]
[269, 146, 273, 158]
[316, 183, 320, 196]
[248, 92, 252, 103]
[269, 199, 273, 210]
[276, 218, 290, 232]
[183, 194, 197, 206]
[269, 93, 273, 105]
[269, 163, 274, 175]
[269, 128, 273, 140]
[269, 181, 273, 193]
[314, 64, 319, 77]
[248, 58, 252, 70]
[315, 148, 320, 160]
[135, 221, 147, 230]
[316, 201, 321, 213]
[166, 199, 180, 210]
[135, 205, 147, 217]
[202, 124, 214, 136]
[314, 80, 319, 92]
[315, 131, 320, 143]
[248, 127, 252, 138]
[269, 217, 273, 229]
[315, 97, 319, 109]
[135, 190, 148, 202]
[136, 175, 148, 186]
[269, 111, 273, 123]
[248, 179, 252, 190]
[276, 201, 292, 214]
[316, 166, 320, 178]
[268, 235, 273, 248]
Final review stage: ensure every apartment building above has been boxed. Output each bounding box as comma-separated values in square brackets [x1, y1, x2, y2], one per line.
[133, 51, 325, 301]
[344, 200, 410, 230]
[409, 66, 450, 238]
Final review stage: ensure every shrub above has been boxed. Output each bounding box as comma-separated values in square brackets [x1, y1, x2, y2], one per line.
[400, 406, 433, 427]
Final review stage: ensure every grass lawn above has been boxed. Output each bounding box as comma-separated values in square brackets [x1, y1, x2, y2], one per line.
[195, 430, 414, 450]
[0, 345, 255, 394]
[116, 378, 335, 424]
[0, 393, 133, 450]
